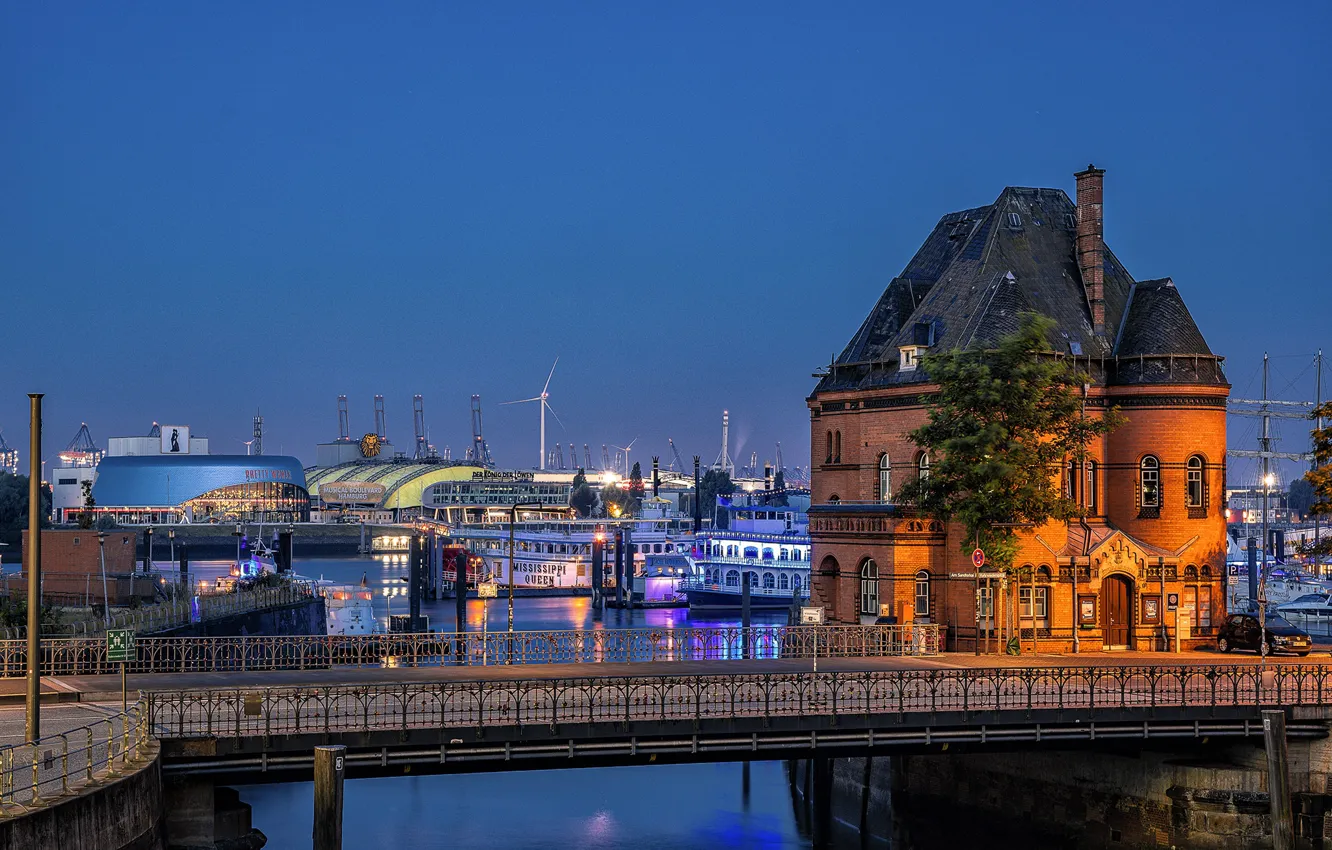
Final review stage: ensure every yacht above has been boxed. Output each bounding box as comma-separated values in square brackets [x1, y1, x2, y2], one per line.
[680, 503, 809, 610]
[446, 501, 695, 591]
[315, 579, 376, 636]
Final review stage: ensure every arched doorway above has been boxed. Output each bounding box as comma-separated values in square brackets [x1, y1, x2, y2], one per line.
[1101, 574, 1133, 648]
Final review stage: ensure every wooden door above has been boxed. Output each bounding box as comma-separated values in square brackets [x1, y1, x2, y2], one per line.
[1102, 575, 1132, 647]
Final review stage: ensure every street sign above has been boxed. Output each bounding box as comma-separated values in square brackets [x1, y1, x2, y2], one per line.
[957, 571, 1005, 580]
[800, 606, 825, 625]
[478, 581, 498, 599]
[971, 549, 985, 569]
[1167, 593, 1179, 611]
[107, 629, 136, 663]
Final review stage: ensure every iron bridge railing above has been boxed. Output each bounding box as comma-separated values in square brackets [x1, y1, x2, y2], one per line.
[145, 664, 1332, 740]
[0, 624, 942, 678]
[0, 702, 151, 815]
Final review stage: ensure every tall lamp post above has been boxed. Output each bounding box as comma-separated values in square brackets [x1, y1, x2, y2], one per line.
[1260, 472, 1275, 669]
[25, 393, 43, 743]
[507, 501, 544, 633]
[97, 531, 110, 627]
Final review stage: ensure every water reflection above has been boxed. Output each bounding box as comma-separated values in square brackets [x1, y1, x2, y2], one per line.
[242, 762, 806, 849]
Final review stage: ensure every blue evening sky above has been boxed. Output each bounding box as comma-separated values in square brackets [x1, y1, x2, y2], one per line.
[2, 2, 1328, 480]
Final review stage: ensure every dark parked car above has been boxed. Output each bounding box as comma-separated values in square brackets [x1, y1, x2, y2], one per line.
[1217, 613, 1312, 656]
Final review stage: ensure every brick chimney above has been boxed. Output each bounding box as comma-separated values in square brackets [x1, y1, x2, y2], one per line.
[1074, 164, 1106, 337]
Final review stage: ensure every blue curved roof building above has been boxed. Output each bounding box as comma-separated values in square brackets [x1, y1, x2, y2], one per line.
[92, 455, 309, 522]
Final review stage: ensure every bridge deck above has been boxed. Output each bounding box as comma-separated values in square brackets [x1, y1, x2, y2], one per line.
[21, 649, 1326, 703]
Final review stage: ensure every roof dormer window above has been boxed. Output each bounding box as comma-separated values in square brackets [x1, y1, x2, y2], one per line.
[899, 345, 925, 372]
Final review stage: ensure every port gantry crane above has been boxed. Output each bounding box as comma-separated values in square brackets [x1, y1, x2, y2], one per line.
[467, 395, 494, 467]
[668, 438, 687, 474]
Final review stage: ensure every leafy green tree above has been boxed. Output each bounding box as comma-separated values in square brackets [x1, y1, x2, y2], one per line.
[627, 462, 645, 515]
[698, 469, 736, 530]
[0, 472, 53, 552]
[896, 312, 1122, 576]
[569, 468, 597, 518]
[770, 470, 789, 507]
[601, 483, 630, 518]
[78, 480, 96, 529]
[1304, 401, 1332, 557]
[1290, 479, 1315, 518]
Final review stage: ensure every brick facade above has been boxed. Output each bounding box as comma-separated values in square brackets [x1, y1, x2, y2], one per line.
[806, 167, 1228, 653]
[15, 529, 150, 605]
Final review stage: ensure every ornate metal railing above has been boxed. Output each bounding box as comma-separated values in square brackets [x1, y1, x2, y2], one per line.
[0, 702, 151, 815]
[0, 624, 941, 677]
[0, 581, 316, 641]
[145, 664, 1332, 739]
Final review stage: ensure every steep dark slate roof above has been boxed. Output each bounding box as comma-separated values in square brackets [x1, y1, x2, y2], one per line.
[813, 185, 1223, 394]
[1113, 278, 1213, 357]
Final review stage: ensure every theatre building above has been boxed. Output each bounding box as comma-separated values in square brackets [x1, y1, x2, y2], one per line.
[807, 166, 1228, 651]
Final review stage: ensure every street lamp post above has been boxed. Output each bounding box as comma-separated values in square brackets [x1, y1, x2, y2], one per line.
[97, 531, 109, 627]
[1260, 472, 1275, 670]
[507, 501, 544, 633]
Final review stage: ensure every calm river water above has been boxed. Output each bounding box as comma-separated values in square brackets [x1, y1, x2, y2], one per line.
[239, 557, 810, 848]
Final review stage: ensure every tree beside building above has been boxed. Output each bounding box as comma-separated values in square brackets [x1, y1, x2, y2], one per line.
[807, 166, 1228, 651]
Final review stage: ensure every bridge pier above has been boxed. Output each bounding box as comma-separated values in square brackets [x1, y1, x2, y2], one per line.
[163, 777, 264, 849]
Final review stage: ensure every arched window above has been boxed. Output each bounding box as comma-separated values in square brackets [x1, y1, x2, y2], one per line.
[859, 558, 879, 616]
[1139, 456, 1160, 510]
[1186, 456, 1205, 510]
[725, 570, 740, 587]
[878, 454, 891, 503]
[828, 495, 840, 504]
[779, 573, 790, 590]
[743, 546, 759, 559]
[746, 571, 759, 587]
[761, 548, 774, 560]
[825, 431, 833, 464]
[762, 573, 775, 589]
[1087, 460, 1099, 515]
[1067, 459, 1079, 502]
[918, 452, 930, 481]
[914, 571, 930, 618]
[834, 431, 842, 464]
[792, 574, 802, 591]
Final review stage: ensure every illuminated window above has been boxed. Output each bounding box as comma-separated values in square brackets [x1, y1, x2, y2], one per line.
[1139, 456, 1160, 509]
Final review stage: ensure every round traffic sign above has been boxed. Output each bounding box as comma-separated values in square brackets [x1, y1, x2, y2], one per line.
[971, 548, 985, 568]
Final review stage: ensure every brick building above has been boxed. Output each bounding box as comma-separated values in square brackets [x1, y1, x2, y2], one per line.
[15, 529, 154, 606]
[807, 166, 1228, 652]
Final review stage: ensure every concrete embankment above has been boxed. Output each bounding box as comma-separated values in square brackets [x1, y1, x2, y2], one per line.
[149, 597, 326, 637]
[0, 743, 166, 850]
[791, 741, 1332, 849]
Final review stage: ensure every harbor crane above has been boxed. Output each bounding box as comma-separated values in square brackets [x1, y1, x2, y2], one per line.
[337, 395, 350, 441]
[554, 443, 565, 469]
[712, 410, 734, 474]
[569, 444, 576, 471]
[413, 395, 427, 460]
[0, 431, 17, 475]
[668, 438, 687, 474]
[467, 395, 493, 467]
[601, 444, 611, 471]
[252, 410, 263, 457]
[373, 395, 387, 440]
[584, 444, 593, 471]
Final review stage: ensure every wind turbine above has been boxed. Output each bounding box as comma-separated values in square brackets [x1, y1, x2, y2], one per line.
[612, 437, 639, 477]
[501, 358, 563, 470]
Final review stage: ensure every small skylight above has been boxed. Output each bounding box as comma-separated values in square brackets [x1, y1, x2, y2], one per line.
[1007, 212, 1022, 228]
[1069, 341, 1083, 355]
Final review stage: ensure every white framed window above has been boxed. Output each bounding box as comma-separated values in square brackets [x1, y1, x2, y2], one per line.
[914, 571, 930, 618]
[1019, 586, 1049, 621]
[1186, 456, 1205, 509]
[878, 454, 891, 503]
[859, 558, 879, 615]
[1140, 456, 1160, 509]
[918, 452, 930, 481]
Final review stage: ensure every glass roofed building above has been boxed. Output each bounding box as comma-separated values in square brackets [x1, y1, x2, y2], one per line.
[90, 455, 309, 524]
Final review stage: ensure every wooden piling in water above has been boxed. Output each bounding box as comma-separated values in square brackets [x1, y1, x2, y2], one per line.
[1262, 710, 1293, 850]
[314, 745, 346, 850]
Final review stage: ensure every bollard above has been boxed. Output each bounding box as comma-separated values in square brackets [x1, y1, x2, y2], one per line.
[455, 550, 468, 665]
[1262, 710, 1294, 850]
[60, 734, 68, 794]
[314, 745, 346, 850]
